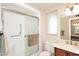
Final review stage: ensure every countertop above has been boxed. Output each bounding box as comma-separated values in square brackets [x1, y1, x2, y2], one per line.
[45, 41, 79, 54]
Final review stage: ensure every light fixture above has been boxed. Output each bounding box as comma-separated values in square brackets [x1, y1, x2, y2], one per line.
[64, 6, 72, 16]
[73, 3, 79, 15]
[64, 3, 79, 16]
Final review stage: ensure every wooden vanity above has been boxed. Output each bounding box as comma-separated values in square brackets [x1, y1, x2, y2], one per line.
[54, 47, 79, 56]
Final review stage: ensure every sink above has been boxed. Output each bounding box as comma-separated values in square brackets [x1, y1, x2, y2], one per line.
[64, 45, 73, 49]
[63, 44, 79, 50]
[74, 46, 79, 50]
[55, 41, 79, 54]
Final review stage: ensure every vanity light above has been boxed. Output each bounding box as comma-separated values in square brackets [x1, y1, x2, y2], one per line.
[73, 3, 79, 15]
[64, 6, 72, 16]
[72, 23, 76, 26]
[64, 3, 79, 16]
[73, 23, 79, 26]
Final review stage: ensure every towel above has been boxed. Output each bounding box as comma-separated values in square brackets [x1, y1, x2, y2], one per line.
[4, 33, 11, 56]
[28, 34, 39, 46]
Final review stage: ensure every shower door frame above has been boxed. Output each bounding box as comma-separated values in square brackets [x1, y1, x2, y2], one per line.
[1, 6, 39, 56]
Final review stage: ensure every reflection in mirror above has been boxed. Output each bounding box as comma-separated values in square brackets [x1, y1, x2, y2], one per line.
[71, 19, 79, 41]
[71, 20, 79, 35]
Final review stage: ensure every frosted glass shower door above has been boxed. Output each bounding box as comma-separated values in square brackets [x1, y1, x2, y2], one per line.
[3, 9, 39, 56]
[3, 10, 26, 56]
[25, 16, 39, 56]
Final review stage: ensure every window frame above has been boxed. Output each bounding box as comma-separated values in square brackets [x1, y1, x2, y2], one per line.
[47, 10, 58, 35]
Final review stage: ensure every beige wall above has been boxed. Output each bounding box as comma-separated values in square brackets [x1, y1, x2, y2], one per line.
[41, 4, 74, 43]
[60, 17, 69, 40]
[39, 10, 61, 44]
[0, 3, 2, 31]
[45, 10, 60, 43]
[41, 11, 47, 41]
[0, 4, 1, 29]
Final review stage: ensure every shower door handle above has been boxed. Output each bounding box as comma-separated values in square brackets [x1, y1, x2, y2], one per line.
[10, 24, 22, 37]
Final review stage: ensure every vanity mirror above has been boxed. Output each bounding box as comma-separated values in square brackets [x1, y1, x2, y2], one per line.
[60, 16, 79, 45]
[71, 20, 79, 35]
[69, 17, 79, 41]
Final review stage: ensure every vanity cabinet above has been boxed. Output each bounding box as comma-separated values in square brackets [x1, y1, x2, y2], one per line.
[54, 47, 67, 56]
[54, 47, 79, 56]
[67, 52, 79, 56]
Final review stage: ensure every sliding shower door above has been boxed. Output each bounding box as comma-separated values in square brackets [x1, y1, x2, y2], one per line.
[2, 9, 39, 56]
[25, 16, 39, 56]
[3, 10, 26, 56]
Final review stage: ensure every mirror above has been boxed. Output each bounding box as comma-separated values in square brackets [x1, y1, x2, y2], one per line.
[71, 19, 79, 35]
[60, 16, 79, 45]
[71, 18, 79, 41]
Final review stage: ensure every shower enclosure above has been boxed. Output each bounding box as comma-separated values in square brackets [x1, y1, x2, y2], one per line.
[1, 4, 39, 56]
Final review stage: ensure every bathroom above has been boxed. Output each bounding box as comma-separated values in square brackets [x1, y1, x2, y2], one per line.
[0, 3, 79, 56]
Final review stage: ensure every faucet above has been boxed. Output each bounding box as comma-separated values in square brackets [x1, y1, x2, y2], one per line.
[74, 42, 77, 46]
[70, 40, 78, 46]
[65, 40, 69, 44]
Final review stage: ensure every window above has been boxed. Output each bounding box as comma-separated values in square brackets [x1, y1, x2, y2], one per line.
[47, 11, 57, 34]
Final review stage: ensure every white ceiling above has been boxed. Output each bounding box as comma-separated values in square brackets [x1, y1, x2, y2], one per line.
[27, 3, 73, 11]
